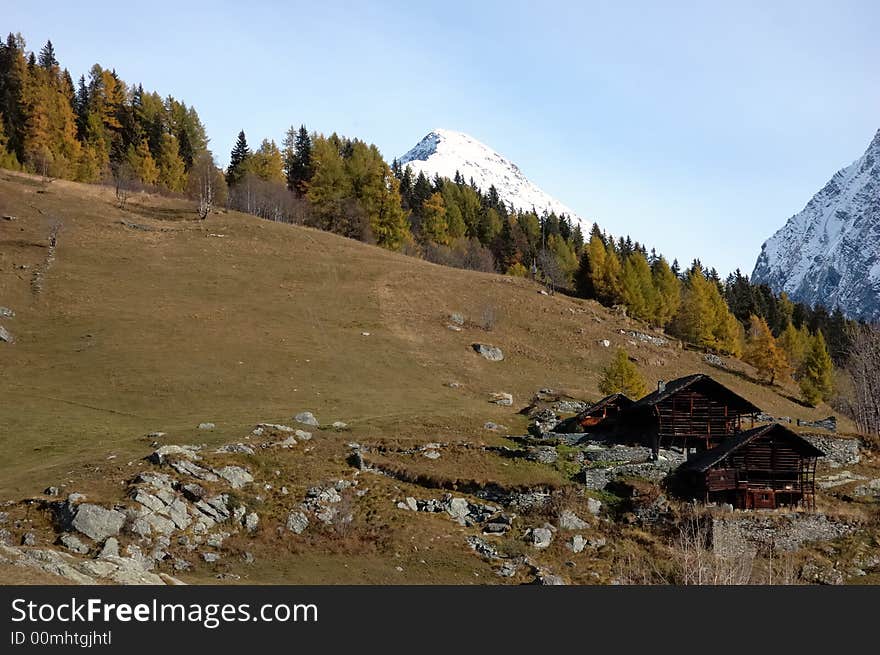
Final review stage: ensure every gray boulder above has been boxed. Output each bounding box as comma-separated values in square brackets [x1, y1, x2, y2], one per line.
[294, 412, 319, 426]
[445, 497, 470, 520]
[197, 422, 215, 430]
[530, 527, 553, 549]
[71, 504, 126, 541]
[587, 498, 603, 515]
[557, 510, 588, 531]
[489, 392, 513, 406]
[472, 343, 504, 361]
[98, 538, 119, 560]
[60, 533, 89, 554]
[568, 535, 587, 554]
[215, 465, 253, 489]
[0, 325, 13, 343]
[286, 511, 309, 534]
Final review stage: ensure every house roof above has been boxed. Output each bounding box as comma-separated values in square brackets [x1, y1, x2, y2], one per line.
[680, 424, 825, 473]
[579, 393, 634, 417]
[631, 373, 762, 414]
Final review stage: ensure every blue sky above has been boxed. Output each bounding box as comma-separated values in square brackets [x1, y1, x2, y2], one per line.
[5, 1, 879, 275]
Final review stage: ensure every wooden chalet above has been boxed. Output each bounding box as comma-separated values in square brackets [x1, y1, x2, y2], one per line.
[675, 423, 824, 509]
[556, 393, 634, 433]
[619, 374, 761, 455]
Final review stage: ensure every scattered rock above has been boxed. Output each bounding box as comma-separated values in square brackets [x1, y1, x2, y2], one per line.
[422, 449, 441, 460]
[98, 538, 119, 560]
[71, 504, 126, 541]
[202, 552, 220, 563]
[286, 511, 309, 534]
[44, 486, 60, 496]
[331, 421, 349, 431]
[536, 572, 566, 585]
[449, 312, 465, 326]
[587, 498, 603, 515]
[466, 536, 500, 559]
[0, 326, 13, 343]
[527, 446, 558, 464]
[149, 445, 200, 465]
[599, 339, 611, 348]
[215, 443, 255, 455]
[21, 532, 36, 546]
[295, 429, 312, 441]
[704, 353, 724, 367]
[472, 343, 504, 361]
[294, 411, 319, 426]
[483, 422, 508, 431]
[197, 422, 215, 430]
[489, 392, 513, 406]
[214, 466, 253, 489]
[0, 307, 14, 318]
[170, 459, 218, 483]
[497, 561, 519, 577]
[529, 527, 553, 549]
[446, 381, 462, 388]
[60, 533, 89, 554]
[557, 510, 589, 531]
[446, 497, 470, 520]
[244, 512, 259, 533]
[568, 535, 588, 553]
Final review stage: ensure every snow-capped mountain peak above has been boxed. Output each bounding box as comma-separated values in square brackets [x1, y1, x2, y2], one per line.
[398, 129, 584, 225]
[752, 128, 880, 320]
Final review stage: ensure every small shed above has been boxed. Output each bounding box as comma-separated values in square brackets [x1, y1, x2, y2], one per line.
[620, 374, 761, 454]
[675, 423, 824, 510]
[556, 393, 634, 433]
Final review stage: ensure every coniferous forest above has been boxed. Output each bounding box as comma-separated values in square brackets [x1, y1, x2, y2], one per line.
[0, 33, 862, 410]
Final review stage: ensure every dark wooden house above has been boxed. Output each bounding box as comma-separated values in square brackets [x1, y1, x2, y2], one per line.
[556, 393, 634, 433]
[620, 374, 761, 455]
[675, 424, 824, 509]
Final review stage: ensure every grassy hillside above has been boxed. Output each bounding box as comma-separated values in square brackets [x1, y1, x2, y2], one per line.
[0, 170, 847, 499]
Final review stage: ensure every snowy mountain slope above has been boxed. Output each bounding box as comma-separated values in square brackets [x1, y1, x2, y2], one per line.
[752, 129, 880, 320]
[398, 129, 585, 225]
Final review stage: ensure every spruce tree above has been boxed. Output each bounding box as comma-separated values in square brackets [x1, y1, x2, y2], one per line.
[226, 130, 250, 187]
[38, 40, 57, 70]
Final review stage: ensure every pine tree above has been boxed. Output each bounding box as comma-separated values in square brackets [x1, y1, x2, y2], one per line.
[798, 331, 834, 406]
[226, 130, 250, 186]
[599, 348, 647, 398]
[743, 315, 790, 384]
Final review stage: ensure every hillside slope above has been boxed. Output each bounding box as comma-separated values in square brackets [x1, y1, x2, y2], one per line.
[0, 171, 846, 498]
[1, 172, 874, 586]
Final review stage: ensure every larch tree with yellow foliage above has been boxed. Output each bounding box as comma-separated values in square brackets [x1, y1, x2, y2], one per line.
[743, 315, 790, 384]
[599, 348, 647, 398]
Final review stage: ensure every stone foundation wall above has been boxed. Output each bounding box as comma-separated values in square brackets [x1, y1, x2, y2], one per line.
[711, 513, 855, 556]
